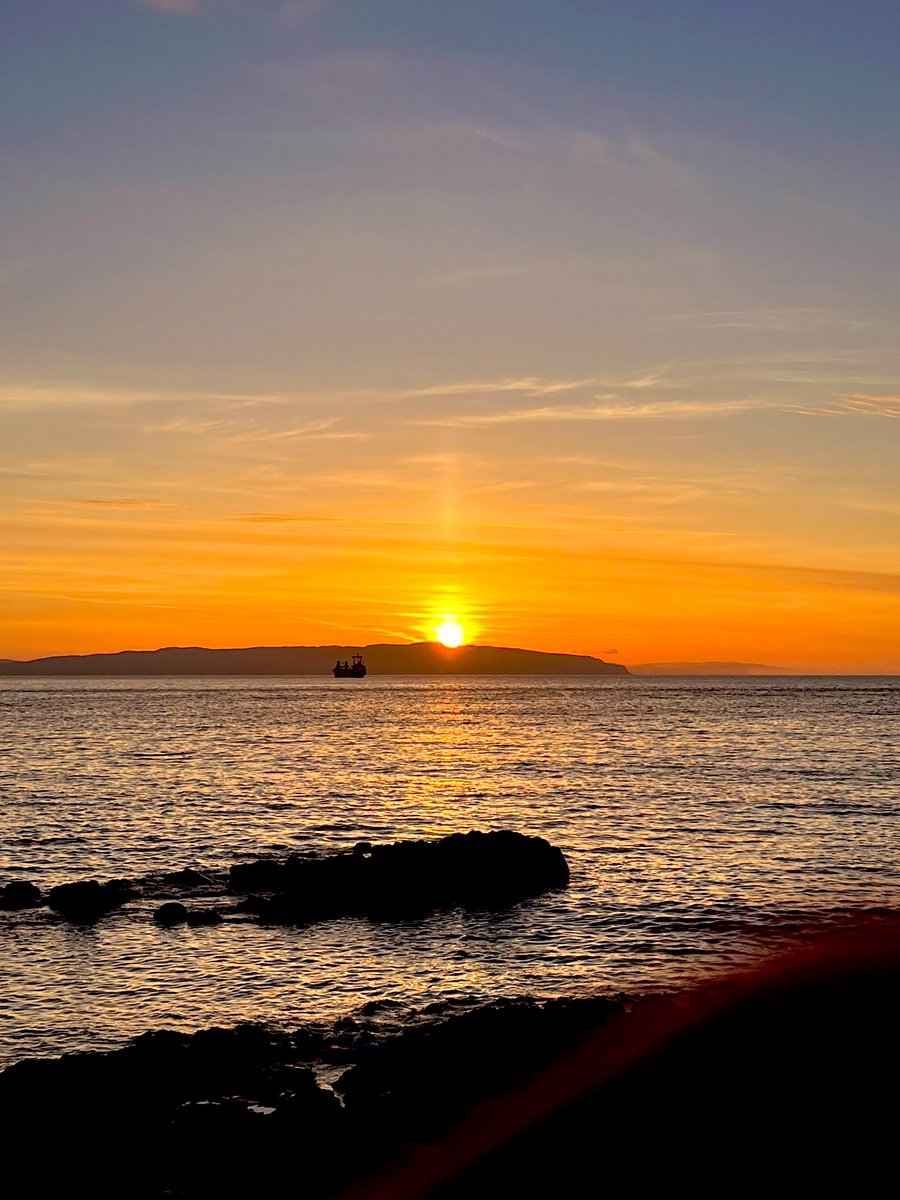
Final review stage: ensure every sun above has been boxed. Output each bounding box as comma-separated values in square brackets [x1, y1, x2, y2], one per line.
[435, 620, 465, 648]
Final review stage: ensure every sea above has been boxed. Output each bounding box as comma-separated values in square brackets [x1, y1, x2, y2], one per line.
[1, 675, 897, 1069]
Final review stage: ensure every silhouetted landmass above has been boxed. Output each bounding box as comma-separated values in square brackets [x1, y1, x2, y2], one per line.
[0, 642, 628, 676]
[631, 661, 785, 675]
[1, 931, 897, 1198]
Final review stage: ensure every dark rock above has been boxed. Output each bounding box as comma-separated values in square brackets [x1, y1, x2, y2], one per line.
[47, 878, 137, 921]
[228, 857, 291, 892]
[0, 880, 42, 909]
[185, 908, 223, 926]
[3, 934, 899, 1199]
[370, 935, 900, 1199]
[0, 1018, 343, 1199]
[154, 902, 189, 926]
[233, 830, 569, 925]
[335, 996, 622, 1138]
[233, 894, 272, 915]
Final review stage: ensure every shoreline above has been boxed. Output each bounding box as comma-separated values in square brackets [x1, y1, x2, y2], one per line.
[3, 927, 898, 1197]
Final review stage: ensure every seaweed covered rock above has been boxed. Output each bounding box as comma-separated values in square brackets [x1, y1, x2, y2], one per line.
[47, 878, 137, 921]
[0, 880, 42, 910]
[230, 830, 569, 924]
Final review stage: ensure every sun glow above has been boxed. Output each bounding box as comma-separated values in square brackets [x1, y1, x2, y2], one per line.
[435, 619, 465, 648]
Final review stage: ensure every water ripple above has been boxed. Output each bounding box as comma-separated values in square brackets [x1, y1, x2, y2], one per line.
[0, 675, 897, 1065]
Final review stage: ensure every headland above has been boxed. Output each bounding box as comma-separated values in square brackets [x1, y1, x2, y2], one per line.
[0, 642, 629, 676]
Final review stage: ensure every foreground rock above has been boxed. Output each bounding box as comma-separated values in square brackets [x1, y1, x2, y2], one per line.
[0, 996, 617, 1199]
[230, 830, 570, 923]
[2, 932, 898, 1198]
[0, 1021, 344, 1199]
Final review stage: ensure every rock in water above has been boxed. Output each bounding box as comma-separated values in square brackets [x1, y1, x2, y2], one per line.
[154, 902, 189, 926]
[230, 829, 569, 924]
[0, 881, 43, 909]
[47, 879, 137, 921]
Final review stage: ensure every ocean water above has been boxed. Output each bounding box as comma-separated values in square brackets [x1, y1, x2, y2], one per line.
[0, 675, 897, 1068]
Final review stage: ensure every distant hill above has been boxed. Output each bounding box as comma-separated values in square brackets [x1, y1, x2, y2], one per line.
[0, 643, 629, 677]
[631, 662, 785, 676]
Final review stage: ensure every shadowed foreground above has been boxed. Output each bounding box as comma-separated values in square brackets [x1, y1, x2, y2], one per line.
[344, 929, 900, 1198]
[1, 927, 897, 1198]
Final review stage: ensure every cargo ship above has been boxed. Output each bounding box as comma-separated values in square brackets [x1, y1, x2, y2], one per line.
[333, 654, 367, 678]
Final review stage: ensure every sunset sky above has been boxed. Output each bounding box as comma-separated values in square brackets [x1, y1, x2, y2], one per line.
[2, 0, 898, 671]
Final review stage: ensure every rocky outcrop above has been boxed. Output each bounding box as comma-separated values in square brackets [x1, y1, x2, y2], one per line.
[334, 996, 623, 1138]
[0, 1021, 345, 1199]
[2, 831, 567, 926]
[229, 830, 570, 923]
[0, 997, 617, 1199]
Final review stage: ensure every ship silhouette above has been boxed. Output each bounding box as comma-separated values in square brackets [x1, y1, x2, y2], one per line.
[332, 653, 367, 678]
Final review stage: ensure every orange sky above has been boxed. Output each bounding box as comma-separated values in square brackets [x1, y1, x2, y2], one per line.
[3, 388, 897, 670]
[2, 3, 899, 672]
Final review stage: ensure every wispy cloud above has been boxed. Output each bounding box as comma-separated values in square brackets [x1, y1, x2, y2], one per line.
[398, 372, 674, 399]
[236, 511, 336, 523]
[399, 377, 599, 399]
[837, 392, 900, 417]
[50, 497, 178, 511]
[669, 308, 866, 331]
[416, 396, 762, 427]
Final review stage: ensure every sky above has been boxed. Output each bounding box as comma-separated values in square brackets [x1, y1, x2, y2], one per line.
[1, 0, 899, 671]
